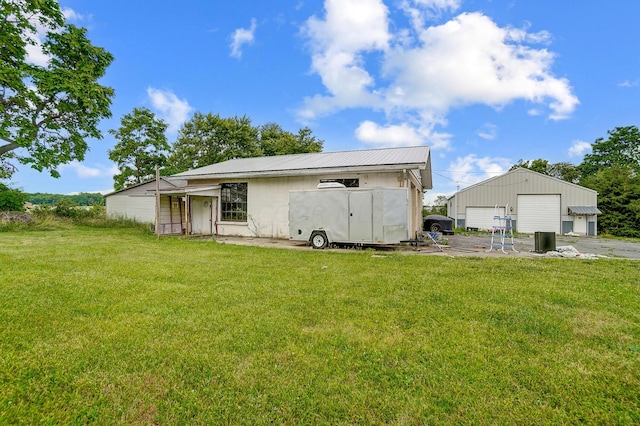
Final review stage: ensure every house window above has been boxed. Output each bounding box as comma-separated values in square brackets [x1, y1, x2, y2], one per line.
[319, 178, 359, 187]
[221, 183, 247, 222]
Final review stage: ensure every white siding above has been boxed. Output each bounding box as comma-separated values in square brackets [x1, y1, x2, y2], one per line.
[106, 195, 156, 223]
[203, 171, 415, 238]
[517, 194, 561, 234]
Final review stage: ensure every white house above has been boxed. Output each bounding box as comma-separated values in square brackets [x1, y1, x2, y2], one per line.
[448, 168, 601, 235]
[105, 146, 433, 239]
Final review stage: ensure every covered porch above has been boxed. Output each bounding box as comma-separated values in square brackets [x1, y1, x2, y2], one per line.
[151, 186, 220, 236]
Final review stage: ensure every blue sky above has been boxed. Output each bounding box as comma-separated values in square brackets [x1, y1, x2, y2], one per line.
[10, 0, 640, 203]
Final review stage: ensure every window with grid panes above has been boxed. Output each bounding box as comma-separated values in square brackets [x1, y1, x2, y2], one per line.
[220, 183, 247, 221]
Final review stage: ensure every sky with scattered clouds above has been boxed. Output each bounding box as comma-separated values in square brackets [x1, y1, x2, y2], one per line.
[9, 0, 640, 203]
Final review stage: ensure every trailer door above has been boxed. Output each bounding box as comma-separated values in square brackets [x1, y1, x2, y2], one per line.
[349, 191, 373, 242]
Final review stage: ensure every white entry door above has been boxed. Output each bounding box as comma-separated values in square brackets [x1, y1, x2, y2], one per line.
[191, 197, 214, 235]
[574, 215, 587, 235]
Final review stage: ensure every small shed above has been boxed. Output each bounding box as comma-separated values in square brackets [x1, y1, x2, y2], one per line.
[448, 168, 601, 235]
[104, 177, 187, 232]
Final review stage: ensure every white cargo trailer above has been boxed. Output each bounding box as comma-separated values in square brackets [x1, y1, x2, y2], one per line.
[289, 188, 410, 248]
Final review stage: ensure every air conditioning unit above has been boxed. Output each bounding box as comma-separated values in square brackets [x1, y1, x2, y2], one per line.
[534, 232, 556, 253]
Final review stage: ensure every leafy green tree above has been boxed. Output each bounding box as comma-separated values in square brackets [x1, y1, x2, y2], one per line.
[0, 183, 26, 211]
[168, 112, 260, 173]
[580, 164, 640, 237]
[0, 1, 114, 178]
[510, 158, 551, 175]
[510, 159, 580, 183]
[258, 123, 323, 156]
[168, 114, 325, 173]
[548, 162, 581, 184]
[579, 126, 640, 178]
[423, 195, 448, 216]
[108, 108, 169, 190]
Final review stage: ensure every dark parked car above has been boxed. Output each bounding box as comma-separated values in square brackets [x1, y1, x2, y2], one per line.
[423, 214, 454, 235]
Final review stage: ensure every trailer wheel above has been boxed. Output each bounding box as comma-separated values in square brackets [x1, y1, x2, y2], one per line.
[310, 231, 328, 249]
[430, 223, 442, 233]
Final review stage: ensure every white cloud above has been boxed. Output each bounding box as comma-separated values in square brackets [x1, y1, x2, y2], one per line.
[299, 0, 391, 119]
[449, 154, 511, 187]
[146, 88, 193, 133]
[618, 80, 639, 88]
[230, 18, 257, 59]
[400, 0, 462, 27]
[298, 3, 578, 149]
[60, 161, 118, 179]
[61, 8, 84, 22]
[383, 12, 578, 119]
[354, 119, 451, 149]
[476, 123, 497, 140]
[568, 140, 591, 158]
[355, 121, 424, 146]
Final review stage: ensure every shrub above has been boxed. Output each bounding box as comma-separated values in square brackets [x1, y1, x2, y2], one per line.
[52, 198, 80, 219]
[0, 183, 27, 212]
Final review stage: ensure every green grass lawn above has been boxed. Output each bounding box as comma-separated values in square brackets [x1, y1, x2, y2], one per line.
[1, 227, 638, 424]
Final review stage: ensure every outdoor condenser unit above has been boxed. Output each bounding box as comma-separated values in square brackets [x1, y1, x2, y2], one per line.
[534, 231, 556, 253]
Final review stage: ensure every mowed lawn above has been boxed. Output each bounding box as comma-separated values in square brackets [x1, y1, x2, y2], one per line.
[0, 227, 639, 424]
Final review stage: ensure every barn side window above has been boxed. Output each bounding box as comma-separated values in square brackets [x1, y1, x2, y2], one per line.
[221, 183, 248, 222]
[319, 178, 359, 187]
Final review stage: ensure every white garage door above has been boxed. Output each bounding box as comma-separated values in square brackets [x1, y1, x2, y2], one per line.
[466, 207, 505, 231]
[517, 195, 560, 234]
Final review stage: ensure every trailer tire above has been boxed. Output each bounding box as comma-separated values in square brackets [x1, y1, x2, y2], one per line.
[430, 223, 442, 233]
[310, 231, 328, 249]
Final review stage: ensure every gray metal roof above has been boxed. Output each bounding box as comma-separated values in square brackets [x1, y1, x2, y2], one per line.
[173, 146, 432, 189]
[568, 206, 602, 215]
[103, 177, 187, 197]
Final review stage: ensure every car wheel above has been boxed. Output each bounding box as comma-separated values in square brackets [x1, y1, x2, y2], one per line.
[430, 223, 442, 232]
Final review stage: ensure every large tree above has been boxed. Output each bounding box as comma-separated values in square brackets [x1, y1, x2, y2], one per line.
[168, 113, 260, 173]
[579, 126, 640, 178]
[168, 114, 325, 173]
[580, 164, 640, 237]
[0, 0, 114, 178]
[510, 159, 580, 183]
[108, 108, 169, 190]
[258, 123, 323, 156]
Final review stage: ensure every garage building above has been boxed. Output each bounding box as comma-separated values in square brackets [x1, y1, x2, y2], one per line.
[448, 168, 601, 235]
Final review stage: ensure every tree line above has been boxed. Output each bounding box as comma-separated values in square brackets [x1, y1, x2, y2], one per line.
[107, 109, 323, 190]
[25, 192, 105, 207]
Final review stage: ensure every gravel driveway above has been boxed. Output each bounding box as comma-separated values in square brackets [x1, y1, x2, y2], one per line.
[439, 233, 640, 259]
[216, 233, 640, 259]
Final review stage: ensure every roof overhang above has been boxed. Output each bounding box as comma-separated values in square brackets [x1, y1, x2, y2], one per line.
[148, 185, 221, 197]
[182, 163, 433, 190]
[568, 206, 602, 215]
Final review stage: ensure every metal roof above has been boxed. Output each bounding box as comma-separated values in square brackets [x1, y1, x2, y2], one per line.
[103, 177, 187, 197]
[568, 206, 602, 215]
[173, 146, 432, 189]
